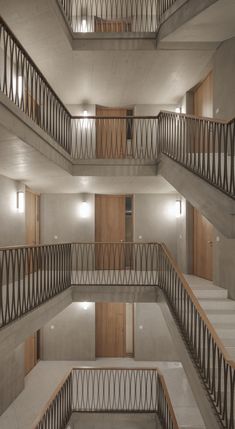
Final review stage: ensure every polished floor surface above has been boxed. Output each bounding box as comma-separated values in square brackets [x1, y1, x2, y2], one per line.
[68, 413, 159, 429]
[0, 359, 205, 429]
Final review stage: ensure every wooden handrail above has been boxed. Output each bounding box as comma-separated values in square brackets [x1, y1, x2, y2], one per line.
[160, 243, 235, 369]
[71, 111, 233, 125]
[32, 369, 72, 428]
[157, 369, 180, 429]
[0, 241, 159, 251]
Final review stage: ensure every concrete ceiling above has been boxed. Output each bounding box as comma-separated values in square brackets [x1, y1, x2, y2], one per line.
[163, 0, 235, 43]
[0, 126, 176, 194]
[0, 0, 217, 106]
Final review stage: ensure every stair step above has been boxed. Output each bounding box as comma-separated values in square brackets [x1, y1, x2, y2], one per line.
[193, 289, 228, 299]
[206, 310, 235, 323]
[199, 299, 235, 310]
[225, 347, 235, 359]
[213, 323, 235, 338]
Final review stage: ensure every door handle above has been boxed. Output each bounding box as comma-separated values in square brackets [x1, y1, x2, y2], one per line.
[208, 241, 213, 247]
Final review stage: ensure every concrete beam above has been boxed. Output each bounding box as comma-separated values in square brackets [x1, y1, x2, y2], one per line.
[159, 154, 235, 238]
[0, 93, 72, 174]
[157, 0, 219, 42]
[71, 285, 159, 303]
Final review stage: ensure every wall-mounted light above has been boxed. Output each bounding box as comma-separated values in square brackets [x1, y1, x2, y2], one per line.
[175, 199, 182, 218]
[13, 75, 23, 101]
[175, 107, 181, 114]
[16, 191, 24, 213]
[81, 19, 88, 32]
[79, 201, 90, 218]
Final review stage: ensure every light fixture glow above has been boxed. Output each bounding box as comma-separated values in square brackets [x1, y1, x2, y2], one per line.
[80, 201, 90, 218]
[81, 302, 89, 310]
[175, 107, 181, 114]
[175, 199, 182, 218]
[13, 75, 23, 100]
[17, 191, 24, 213]
[82, 110, 89, 128]
[81, 19, 88, 32]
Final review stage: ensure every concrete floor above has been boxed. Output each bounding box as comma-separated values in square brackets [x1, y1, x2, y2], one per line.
[0, 359, 205, 429]
[68, 413, 160, 429]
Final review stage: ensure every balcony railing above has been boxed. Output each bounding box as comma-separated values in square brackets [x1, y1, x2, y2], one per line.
[1, 16, 235, 198]
[34, 367, 179, 429]
[1, 240, 235, 428]
[0, 17, 72, 154]
[57, 0, 182, 34]
[159, 243, 235, 429]
[58, 0, 159, 33]
[0, 242, 159, 328]
[71, 116, 159, 159]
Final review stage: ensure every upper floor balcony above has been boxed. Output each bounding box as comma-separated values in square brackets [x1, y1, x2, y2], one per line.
[56, 0, 179, 36]
[1, 16, 235, 210]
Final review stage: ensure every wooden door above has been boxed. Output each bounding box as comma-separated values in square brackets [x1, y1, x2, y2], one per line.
[193, 208, 213, 280]
[96, 303, 126, 357]
[193, 72, 213, 153]
[25, 188, 40, 273]
[96, 106, 127, 158]
[194, 72, 213, 118]
[94, 17, 131, 33]
[24, 331, 39, 375]
[95, 195, 126, 269]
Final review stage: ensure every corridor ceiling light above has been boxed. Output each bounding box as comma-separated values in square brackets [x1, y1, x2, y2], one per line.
[81, 19, 88, 32]
[175, 199, 182, 218]
[80, 201, 90, 218]
[16, 191, 24, 213]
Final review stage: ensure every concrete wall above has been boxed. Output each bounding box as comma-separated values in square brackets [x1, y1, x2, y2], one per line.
[176, 199, 194, 274]
[0, 344, 25, 416]
[0, 174, 25, 246]
[212, 37, 235, 297]
[40, 193, 95, 244]
[41, 303, 95, 360]
[213, 231, 235, 299]
[134, 303, 179, 361]
[40, 192, 179, 257]
[134, 193, 178, 258]
[213, 37, 235, 120]
[0, 175, 26, 415]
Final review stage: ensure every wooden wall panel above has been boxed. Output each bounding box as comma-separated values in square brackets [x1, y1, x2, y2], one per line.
[193, 208, 213, 281]
[194, 72, 213, 118]
[95, 195, 126, 269]
[24, 333, 38, 375]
